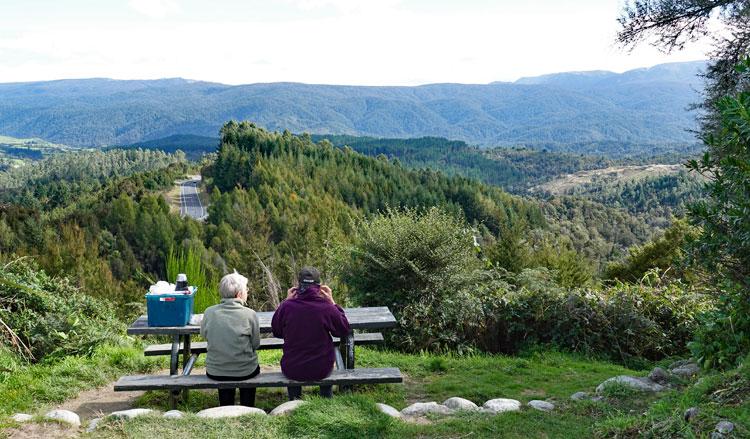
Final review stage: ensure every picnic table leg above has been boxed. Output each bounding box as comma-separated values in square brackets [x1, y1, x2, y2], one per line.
[169, 335, 180, 409]
[181, 335, 192, 403]
[334, 348, 344, 370]
[338, 331, 355, 392]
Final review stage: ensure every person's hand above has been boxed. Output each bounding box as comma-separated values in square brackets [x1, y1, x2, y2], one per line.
[286, 287, 297, 300]
[320, 285, 335, 305]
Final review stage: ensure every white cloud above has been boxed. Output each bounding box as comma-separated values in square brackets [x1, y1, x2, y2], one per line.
[0, 1, 711, 85]
[288, 0, 401, 13]
[128, 0, 180, 19]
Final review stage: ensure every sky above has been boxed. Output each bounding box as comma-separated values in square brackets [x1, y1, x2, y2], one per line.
[0, 0, 712, 86]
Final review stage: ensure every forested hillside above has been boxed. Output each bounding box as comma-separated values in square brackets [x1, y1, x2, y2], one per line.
[0, 125, 549, 311]
[0, 122, 704, 313]
[0, 121, 716, 369]
[100, 130, 706, 272]
[0, 134, 77, 170]
[0, 61, 704, 150]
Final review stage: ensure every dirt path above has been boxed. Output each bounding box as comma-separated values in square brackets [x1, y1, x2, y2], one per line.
[52, 365, 282, 421]
[55, 386, 146, 421]
[4, 364, 284, 437]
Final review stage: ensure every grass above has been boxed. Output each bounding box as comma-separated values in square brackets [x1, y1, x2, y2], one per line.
[0, 342, 165, 426]
[2, 345, 748, 438]
[92, 348, 646, 438]
[90, 396, 599, 439]
[595, 358, 750, 438]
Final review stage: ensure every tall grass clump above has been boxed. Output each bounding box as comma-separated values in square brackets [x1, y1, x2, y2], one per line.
[166, 247, 219, 313]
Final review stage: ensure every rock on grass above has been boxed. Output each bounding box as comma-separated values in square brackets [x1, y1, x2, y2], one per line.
[86, 418, 102, 433]
[11, 414, 33, 423]
[528, 400, 555, 411]
[44, 409, 80, 427]
[401, 402, 454, 416]
[109, 409, 154, 419]
[442, 397, 479, 411]
[376, 403, 402, 418]
[196, 406, 266, 419]
[163, 410, 184, 419]
[482, 398, 521, 413]
[596, 376, 665, 394]
[570, 392, 589, 401]
[270, 400, 307, 416]
[670, 363, 700, 378]
[648, 367, 670, 384]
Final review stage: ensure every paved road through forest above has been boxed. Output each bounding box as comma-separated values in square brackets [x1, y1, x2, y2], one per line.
[179, 176, 206, 220]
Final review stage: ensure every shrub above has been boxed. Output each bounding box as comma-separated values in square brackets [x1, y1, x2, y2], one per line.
[686, 58, 750, 368]
[339, 207, 484, 353]
[339, 207, 711, 362]
[478, 268, 713, 364]
[0, 259, 123, 362]
[690, 281, 750, 369]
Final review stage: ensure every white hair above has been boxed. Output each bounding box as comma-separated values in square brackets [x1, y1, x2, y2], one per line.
[218, 270, 248, 299]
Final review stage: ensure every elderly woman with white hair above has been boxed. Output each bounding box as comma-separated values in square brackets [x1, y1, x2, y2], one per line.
[200, 270, 261, 407]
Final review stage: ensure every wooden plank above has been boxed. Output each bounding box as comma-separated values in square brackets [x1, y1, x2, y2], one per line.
[114, 367, 402, 391]
[143, 333, 385, 356]
[128, 307, 397, 335]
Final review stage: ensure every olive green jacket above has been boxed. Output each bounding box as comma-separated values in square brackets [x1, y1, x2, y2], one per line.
[200, 298, 260, 377]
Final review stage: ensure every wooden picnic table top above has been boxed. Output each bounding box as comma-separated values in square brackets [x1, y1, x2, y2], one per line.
[127, 306, 397, 335]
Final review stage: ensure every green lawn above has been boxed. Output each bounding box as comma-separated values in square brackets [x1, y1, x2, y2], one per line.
[2, 345, 748, 438]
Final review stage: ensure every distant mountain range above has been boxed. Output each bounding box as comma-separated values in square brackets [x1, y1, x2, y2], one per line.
[0, 61, 706, 149]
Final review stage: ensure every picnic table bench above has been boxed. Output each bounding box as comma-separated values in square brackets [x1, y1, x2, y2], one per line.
[119, 306, 399, 408]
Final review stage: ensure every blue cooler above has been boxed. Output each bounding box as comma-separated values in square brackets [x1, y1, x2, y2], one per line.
[145, 287, 196, 327]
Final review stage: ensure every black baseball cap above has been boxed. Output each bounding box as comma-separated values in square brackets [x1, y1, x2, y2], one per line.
[298, 267, 321, 286]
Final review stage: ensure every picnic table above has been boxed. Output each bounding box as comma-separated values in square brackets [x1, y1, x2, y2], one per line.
[127, 306, 398, 407]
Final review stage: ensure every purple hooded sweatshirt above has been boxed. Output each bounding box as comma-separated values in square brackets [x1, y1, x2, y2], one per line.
[271, 286, 351, 381]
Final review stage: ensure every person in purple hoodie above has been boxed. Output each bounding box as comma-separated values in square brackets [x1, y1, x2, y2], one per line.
[271, 267, 351, 400]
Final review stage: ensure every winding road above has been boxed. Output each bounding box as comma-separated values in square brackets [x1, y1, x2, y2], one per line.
[179, 176, 206, 220]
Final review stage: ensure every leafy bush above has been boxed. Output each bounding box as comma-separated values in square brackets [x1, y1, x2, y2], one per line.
[339, 207, 484, 353]
[686, 58, 750, 368]
[605, 219, 700, 283]
[478, 268, 713, 364]
[0, 259, 124, 362]
[340, 207, 712, 362]
[690, 282, 750, 369]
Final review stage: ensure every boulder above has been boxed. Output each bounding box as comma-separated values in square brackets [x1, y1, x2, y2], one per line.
[528, 400, 555, 411]
[482, 398, 521, 414]
[670, 363, 700, 378]
[196, 406, 266, 419]
[86, 418, 102, 433]
[269, 400, 307, 416]
[596, 376, 665, 394]
[442, 397, 479, 411]
[11, 413, 33, 423]
[570, 392, 589, 401]
[648, 367, 670, 385]
[44, 409, 81, 427]
[109, 408, 154, 419]
[684, 407, 699, 423]
[668, 359, 693, 369]
[376, 403, 402, 418]
[401, 402, 454, 416]
[716, 421, 734, 434]
[163, 410, 184, 419]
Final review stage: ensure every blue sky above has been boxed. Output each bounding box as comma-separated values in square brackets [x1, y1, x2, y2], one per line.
[0, 0, 710, 85]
